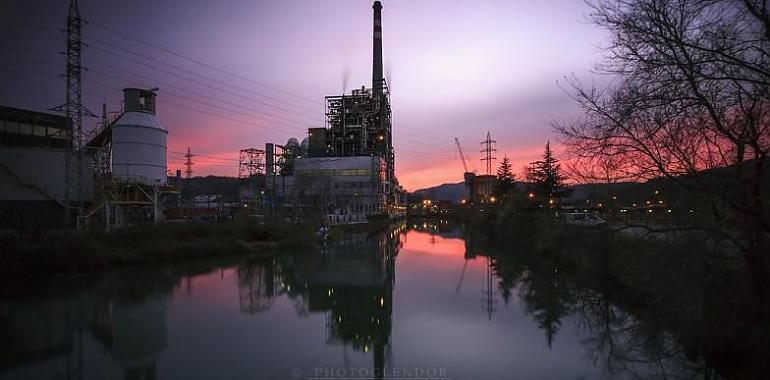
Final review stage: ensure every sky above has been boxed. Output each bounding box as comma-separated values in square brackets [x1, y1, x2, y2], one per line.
[0, 0, 608, 191]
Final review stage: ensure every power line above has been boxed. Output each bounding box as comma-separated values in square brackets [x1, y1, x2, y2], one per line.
[1, 4, 465, 143]
[87, 20, 322, 107]
[85, 48, 320, 128]
[90, 64, 316, 133]
[87, 39, 323, 119]
[83, 46, 456, 150]
[90, 78, 451, 159]
[86, 70, 306, 136]
[1, 67, 455, 161]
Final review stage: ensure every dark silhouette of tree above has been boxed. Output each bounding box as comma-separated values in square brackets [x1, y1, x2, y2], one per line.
[527, 142, 570, 204]
[554, 0, 770, 288]
[520, 265, 575, 349]
[495, 155, 516, 200]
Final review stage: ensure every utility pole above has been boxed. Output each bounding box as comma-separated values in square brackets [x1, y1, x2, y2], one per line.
[184, 147, 194, 179]
[479, 131, 497, 198]
[51, 0, 94, 229]
[480, 131, 497, 176]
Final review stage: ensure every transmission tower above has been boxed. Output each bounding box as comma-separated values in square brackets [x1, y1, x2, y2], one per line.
[481, 256, 498, 320]
[184, 147, 194, 179]
[50, 0, 94, 228]
[480, 131, 497, 175]
[238, 148, 265, 178]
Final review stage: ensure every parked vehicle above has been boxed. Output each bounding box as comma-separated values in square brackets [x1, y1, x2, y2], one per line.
[561, 212, 607, 228]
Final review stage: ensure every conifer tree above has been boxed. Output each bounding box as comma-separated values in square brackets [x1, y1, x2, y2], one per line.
[495, 155, 515, 199]
[527, 142, 569, 202]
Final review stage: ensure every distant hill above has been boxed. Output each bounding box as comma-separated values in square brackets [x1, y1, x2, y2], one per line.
[409, 181, 640, 205]
[409, 182, 465, 203]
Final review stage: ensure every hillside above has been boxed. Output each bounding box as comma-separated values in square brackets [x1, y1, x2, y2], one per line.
[409, 182, 465, 203]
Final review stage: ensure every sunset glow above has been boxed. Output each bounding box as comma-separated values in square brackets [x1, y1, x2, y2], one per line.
[0, 0, 605, 191]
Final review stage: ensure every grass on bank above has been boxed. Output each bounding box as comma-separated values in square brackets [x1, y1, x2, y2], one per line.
[0, 218, 315, 279]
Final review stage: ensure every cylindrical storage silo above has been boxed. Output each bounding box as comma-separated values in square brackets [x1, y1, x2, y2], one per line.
[112, 88, 168, 185]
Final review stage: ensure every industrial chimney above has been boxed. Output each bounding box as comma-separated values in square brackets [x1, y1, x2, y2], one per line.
[372, 1, 383, 93]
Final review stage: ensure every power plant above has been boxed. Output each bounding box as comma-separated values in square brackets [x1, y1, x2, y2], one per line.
[239, 0, 406, 224]
[0, 0, 405, 231]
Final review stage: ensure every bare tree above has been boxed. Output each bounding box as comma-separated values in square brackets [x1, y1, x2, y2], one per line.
[555, 0, 770, 285]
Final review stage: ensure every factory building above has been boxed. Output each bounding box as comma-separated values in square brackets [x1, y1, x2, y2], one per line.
[257, 1, 405, 224]
[0, 106, 94, 230]
[86, 88, 173, 229]
[1, 87, 172, 232]
[463, 173, 496, 204]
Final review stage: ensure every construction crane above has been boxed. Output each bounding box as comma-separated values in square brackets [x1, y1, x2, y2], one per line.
[454, 138, 475, 173]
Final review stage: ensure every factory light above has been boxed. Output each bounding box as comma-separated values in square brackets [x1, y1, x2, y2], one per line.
[528, 193, 535, 198]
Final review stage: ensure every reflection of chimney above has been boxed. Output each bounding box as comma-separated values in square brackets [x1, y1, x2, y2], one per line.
[372, 1, 383, 92]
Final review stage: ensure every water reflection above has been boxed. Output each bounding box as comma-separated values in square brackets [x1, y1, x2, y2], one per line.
[0, 222, 764, 379]
[237, 260, 277, 314]
[280, 225, 401, 377]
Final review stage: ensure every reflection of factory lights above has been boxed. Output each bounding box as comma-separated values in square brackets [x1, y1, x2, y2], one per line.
[490, 196, 496, 203]
[460, 199, 466, 204]
[380, 297, 384, 307]
[528, 193, 534, 198]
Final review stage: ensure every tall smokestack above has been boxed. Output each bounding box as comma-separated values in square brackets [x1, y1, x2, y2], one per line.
[372, 1, 383, 93]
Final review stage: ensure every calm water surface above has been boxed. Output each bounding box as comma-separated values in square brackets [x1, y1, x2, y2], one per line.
[1, 223, 710, 379]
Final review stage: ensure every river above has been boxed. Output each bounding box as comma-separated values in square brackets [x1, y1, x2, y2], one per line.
[0, 222, 753, 379]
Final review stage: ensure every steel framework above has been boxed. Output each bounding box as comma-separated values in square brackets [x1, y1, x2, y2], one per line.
[238, 148, 265, 178]
[184, 147, 194, 179]
[480, 131, 497, 176]
[50, 0, 94, 228]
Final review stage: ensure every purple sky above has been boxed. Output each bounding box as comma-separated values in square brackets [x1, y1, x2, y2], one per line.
[0, 0, 607, 190]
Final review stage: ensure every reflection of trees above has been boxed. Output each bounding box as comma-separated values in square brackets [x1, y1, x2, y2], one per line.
[237, 259, 278, 314]
[519, 266, 575, 348]
[489, 241, 575, 348]
[487, 229, 722, 378]
[572, 289, 715, 380]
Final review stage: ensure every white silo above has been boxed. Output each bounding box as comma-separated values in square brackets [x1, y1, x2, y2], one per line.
[111, 88, 168, 185]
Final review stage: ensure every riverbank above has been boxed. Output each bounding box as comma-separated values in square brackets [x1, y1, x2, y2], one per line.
[0, 219, 315, 282]
[469, 215, 770, 378]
